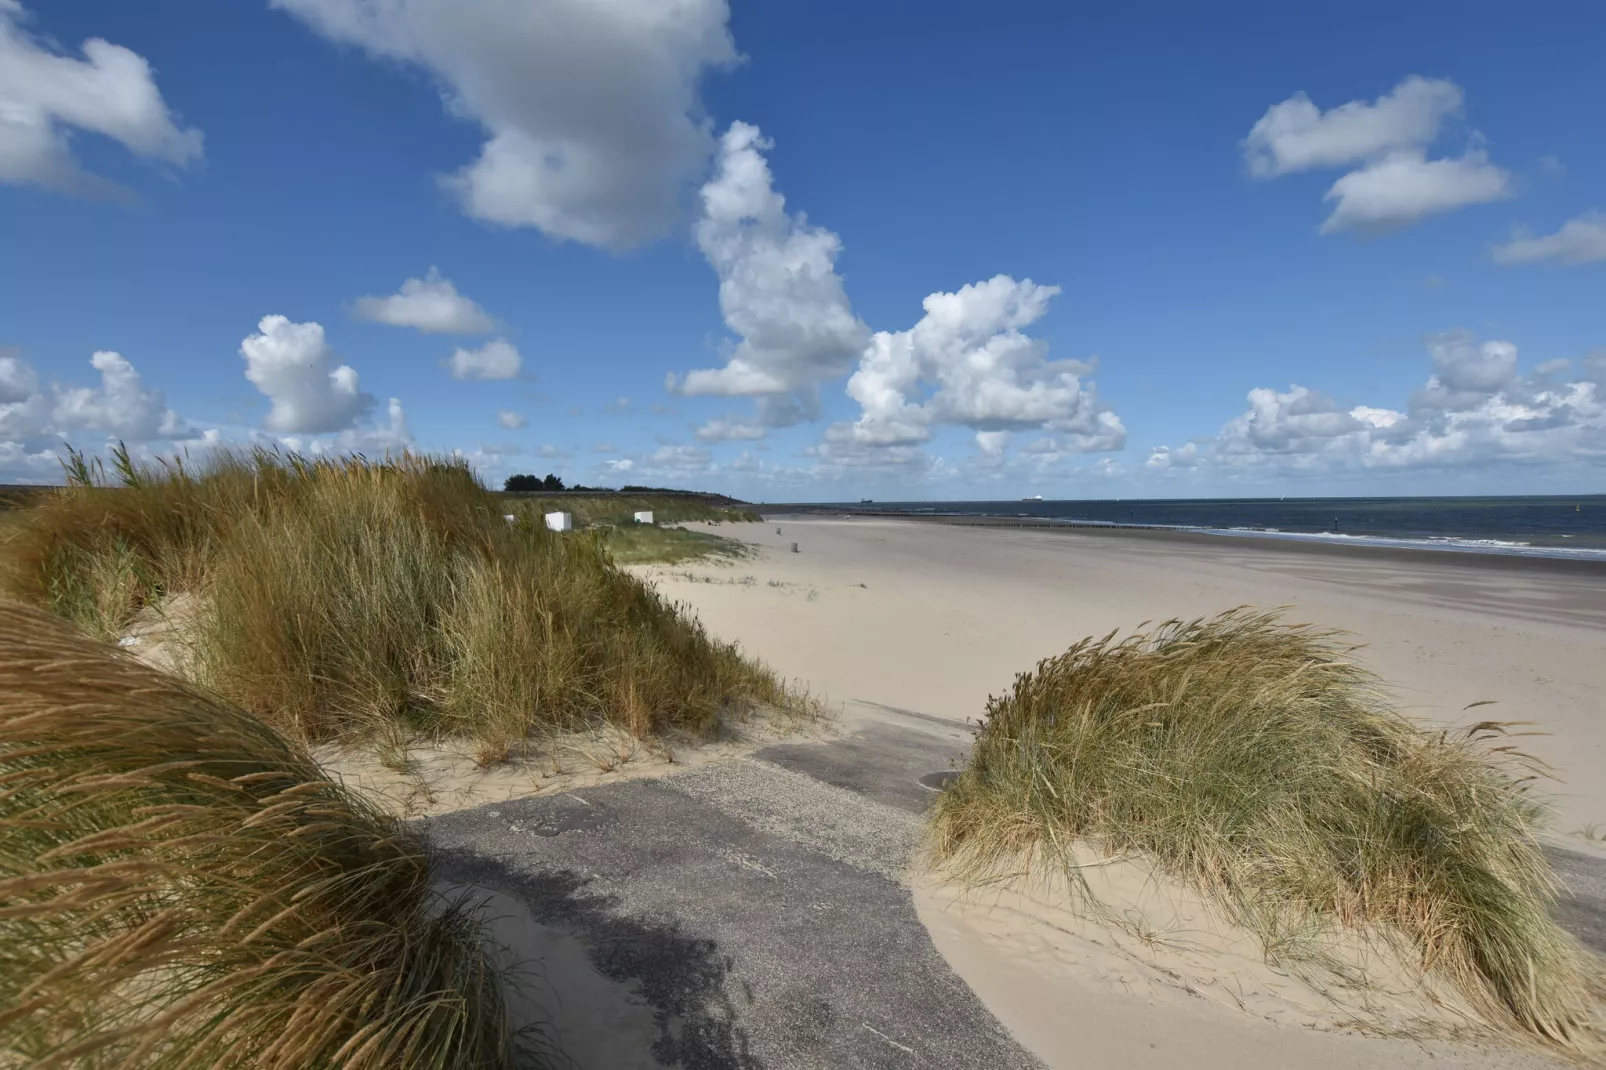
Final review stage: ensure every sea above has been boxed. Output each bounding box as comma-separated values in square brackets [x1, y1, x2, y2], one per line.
[798, 495, 1606, 562]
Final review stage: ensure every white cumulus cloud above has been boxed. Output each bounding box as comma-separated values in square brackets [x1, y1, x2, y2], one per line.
[1243, 76, 1462, 178]
[276, 397, 411, 458]
[974, 430, 1010, 464]
[0, 348, 187, 442]
[496, 409, 527, 430]
[0, 438, 58, 481]
[673, 122, 869, 420]
[1149, 332, 1605, 475]
[0, 351, 38, 403]
[0, 1, 202, 197]
[52, 350, 187, 440]
[0, 362, 49, 438]
[1320, 149, 1510, 233]
[446, 338, 521, 380]
[352, 267, 494, 333]
[1244, 76, 1509, 233]
[1144, 442, 1198, 470]
[241, 315, 372, 433]
[1418, 332, 1517, 402]
[1492, 212, 1606, 266]
[273, 0, 735, 250]
[0, 346, 206, 481]
[832, 275, 1125, 459]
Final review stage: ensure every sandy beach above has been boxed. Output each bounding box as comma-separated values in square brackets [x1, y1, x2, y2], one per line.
[632, 516, 1606, 1069]
[669, 516, 1606, 836]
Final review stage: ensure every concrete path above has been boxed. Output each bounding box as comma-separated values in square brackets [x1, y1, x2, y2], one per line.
[420, 703, 1606, 1069]
[421, 706, 1035, 1069]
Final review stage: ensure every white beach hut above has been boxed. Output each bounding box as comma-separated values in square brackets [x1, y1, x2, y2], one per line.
[633, 510, 655, 524]
[544, 511, 573, 533]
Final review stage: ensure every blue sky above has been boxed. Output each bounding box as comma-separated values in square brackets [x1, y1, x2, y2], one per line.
[2, 0, 1603, 500]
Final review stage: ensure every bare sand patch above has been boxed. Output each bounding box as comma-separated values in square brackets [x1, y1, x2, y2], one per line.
[314, 710, 833, 818]
[913, 851, 1484, 1040]
[911, 866, 1577, 1070]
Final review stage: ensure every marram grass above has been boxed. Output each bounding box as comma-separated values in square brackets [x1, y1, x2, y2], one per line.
[0, 602, 532, 1068]
[0, 446, 795, 760]
[929, 608, 1603, 1050]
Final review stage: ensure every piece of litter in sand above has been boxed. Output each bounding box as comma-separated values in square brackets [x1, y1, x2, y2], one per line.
[862, 1024, 915, 1055]
[117, 636, 141, 647]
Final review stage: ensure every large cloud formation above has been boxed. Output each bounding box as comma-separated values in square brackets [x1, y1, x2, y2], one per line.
[239, 316, 415, 457]
[826, 275, 1125, 464]
[0, 1, 202, 198]
[273, 0, 735, 251]
[1243, 76, 1510, 233]
[673, 122, 870, 431]
[1148, 332, 1605, 474]
[52, 351, 189, 440]
[0, 347, 197, 481]
[675, 125, 1123, 472]
[1, 349, 186, 441]
[240, 316, 372, 434]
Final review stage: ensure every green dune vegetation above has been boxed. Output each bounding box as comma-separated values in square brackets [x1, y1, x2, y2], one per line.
[498, 481, 763, 566]
[590, 521, 755, 566]
[0, 447, 794, 764]
[0, 602, 534, 1067]
[929, 608, 1604, 1051]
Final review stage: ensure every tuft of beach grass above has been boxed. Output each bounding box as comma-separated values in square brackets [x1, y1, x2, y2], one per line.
[0, 445, 800, 761]
[0, 601, 535, 1068]
[929, 607, 1604, 1051]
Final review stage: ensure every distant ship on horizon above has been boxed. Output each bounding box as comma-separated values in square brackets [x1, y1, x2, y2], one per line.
[1023, 494, 1044, 501]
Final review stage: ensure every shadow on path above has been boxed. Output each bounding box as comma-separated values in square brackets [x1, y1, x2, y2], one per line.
[420, 769, 1040, 1070]
[435, 852, 761, 1070]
